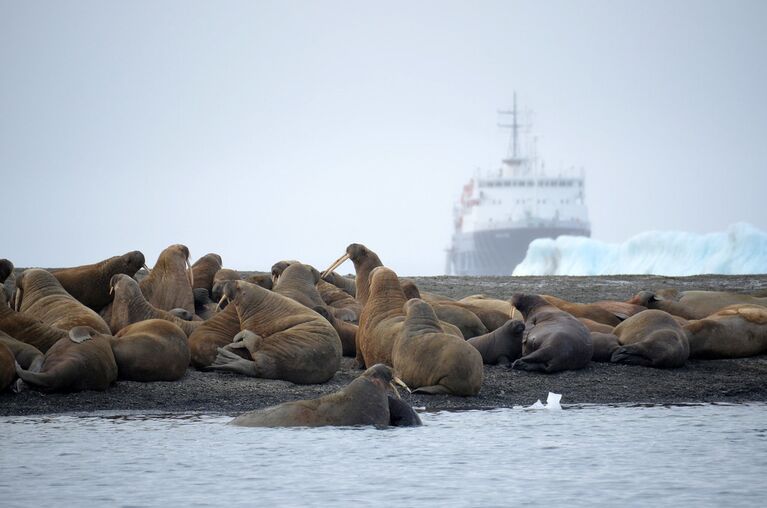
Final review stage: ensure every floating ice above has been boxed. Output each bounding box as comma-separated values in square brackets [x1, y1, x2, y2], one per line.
[525, 392, 563, 411]
[513, 223, 767, 276]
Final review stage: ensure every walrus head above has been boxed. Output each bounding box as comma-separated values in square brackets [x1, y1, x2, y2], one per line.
[0, 259, 13, 284]
[400, 279, 421, 300]
[361, 363, 410, 397]
[321, 243, 381, 279]
[109, 273, 141, 298]
[109, 251, 146, 277]
[510, 293, 550, 319]
[271, 260, 300, 284]
[634, 290, 663, 308]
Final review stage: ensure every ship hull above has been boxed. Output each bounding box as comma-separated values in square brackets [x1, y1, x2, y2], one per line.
[447, 226, 590, 276]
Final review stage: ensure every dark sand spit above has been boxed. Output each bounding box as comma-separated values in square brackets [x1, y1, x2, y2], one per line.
[2, 274, 767, 416]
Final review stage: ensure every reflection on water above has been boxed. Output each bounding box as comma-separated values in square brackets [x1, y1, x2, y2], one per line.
[1, 404, 766, 507]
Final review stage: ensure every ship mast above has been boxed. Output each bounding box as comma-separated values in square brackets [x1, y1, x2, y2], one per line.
[498, 92, 529, 175]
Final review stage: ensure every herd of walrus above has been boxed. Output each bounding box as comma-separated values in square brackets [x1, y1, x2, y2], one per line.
[1, 243, 767, 428]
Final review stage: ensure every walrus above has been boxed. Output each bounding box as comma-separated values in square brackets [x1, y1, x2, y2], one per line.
[51, 250, 146, 312]
[14, 269, 111, 334]
[110, 319, 190, 381]
[190, 253, 223, 294]
[109, 274, 200, 336]
[630, 290, 767, 320]
[317, 279, 362, 322]
[589, 332, 621, 362]
[1, 258, 13, 303]
[0, 288, 69, 352]
[208, 280, 342, 384]
[210, 268, 243, 306]
[244, 273, 273, 290]
[0, 331, 44, 372]
[510, 293, 593, 373]
[312, 306, 358, 357]
[321, 243, 383, 306]
[610, 309, 689, 368]
[231, 364, 420, 427]
[320, 271, 356, 297]
[467, 319, 525, 365]
[542, 295, 624, 327]
[188, 304, 243, 369]
[15, 326, 118, 392]
[140, 244, 195, 314]
[683, 304, 767, 359]
[0, 342, 16, 392]
[392, 298, 484, 396]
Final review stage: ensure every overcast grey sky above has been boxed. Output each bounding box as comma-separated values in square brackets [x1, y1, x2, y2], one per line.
[2, 1, 766, 275]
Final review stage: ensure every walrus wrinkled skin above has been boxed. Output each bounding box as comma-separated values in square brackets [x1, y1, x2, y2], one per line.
[109, 274, 200, 336]
[191, 253, 223, 294]
[140, 244, 195, 314]
[683, 304, 767, 359]
[0, 331, 44, 372]
[14, 269, 111, 334]
[631, 290, 767, 320]
[231, 364, 420, 428]
[209, 281, 341, 384]
[188, 304, 242, 369]
[467, 319, 525, 365]
[51, 250, 145, 312]
[542, 295, 624, 327]
[0, 288, 68, 352]
[610, 309, 689, 368]
[210, 268, 243, 306]
[317, 279, 362, 322]
[15, 326, 118, 393]
[510, 293, 593, 373]
[274, 262, 357, 325]
[322, 243, 382, 306]
[313, 306, 358, 357]
[321, 271, 356, 297]
[393, 299, 483, 396]
[111, 319, 190, 381]
[356, 266, 409, 368]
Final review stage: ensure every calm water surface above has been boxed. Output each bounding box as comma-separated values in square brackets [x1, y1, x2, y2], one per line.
[1, 404, 766, 507]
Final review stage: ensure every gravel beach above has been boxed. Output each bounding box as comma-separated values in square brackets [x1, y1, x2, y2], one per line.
[2, 274, 767, 416]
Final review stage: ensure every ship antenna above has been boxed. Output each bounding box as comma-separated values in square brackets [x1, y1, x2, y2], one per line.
[498, 91, 522, 159]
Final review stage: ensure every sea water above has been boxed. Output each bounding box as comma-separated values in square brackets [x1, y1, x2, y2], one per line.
[1, 404, 766, 507]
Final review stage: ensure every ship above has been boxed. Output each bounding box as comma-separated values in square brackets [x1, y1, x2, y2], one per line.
[446, 94, 591, 275]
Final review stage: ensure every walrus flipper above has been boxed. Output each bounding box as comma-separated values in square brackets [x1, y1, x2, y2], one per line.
[387, 394, 423, 426]
[208, 348, 259, 376]
[412, 384, 451, 395]
[610, 346, 652, 366]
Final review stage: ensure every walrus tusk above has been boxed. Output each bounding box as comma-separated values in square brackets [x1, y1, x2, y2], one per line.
[142, 263, 151, 274]
[187, 258, 194, 288]
[215, 294, 228, 312]
[393, 376, 411, 393]
[109, 285, 114, 295]
[13, 290, 20, 311]
[321, 253, 351, 279]
[510, 305, 518, 320]
[389, 382, 402, 399]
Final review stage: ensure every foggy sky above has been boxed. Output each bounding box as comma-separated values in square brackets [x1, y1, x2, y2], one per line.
[2, 1, 766, 275]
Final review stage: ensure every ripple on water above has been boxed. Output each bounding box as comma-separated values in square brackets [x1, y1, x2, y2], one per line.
[1, 404, 766, 507]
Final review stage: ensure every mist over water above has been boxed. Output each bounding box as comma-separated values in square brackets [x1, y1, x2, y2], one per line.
[514, 223, 767, 276]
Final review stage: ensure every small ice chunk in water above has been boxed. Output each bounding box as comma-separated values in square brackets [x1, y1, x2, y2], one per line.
[546, 392, 562, 410]
[525, 392, 562, 410]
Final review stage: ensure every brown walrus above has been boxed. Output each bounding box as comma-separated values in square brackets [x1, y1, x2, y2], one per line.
[111, 319, 190, 381]
[542, 295, 624, 327]
[589, 332, 621, 362]
[467, 319, 525, 366]
[190, 253, 223, 294]
[109, 274, 200, 336]
[0, 342, 16, 392]
[0, 331, 44, 372]
[51, 250, 146, 312]
[231, 364, 420, 427]
[610, 309, 690, 368]
[14, 269, 111, 334]
[630, 290, 767, 320]
[0, 288, 68, 353]
[1, 258, 13, 302]
[392, 299, 484, 396]
[683, 304, 767, 359]
[140, 244, 195, 314]
[15, 326, 118, 392]
[317, 279, 362, 322]
[208, 280, 342, 384]
[188, 304, 243, 369]
[321, 243, 383, 306]
[510, 293, 593, 373]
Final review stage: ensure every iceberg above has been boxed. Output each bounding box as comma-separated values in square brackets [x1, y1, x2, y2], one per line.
[513, 223, 767, 276]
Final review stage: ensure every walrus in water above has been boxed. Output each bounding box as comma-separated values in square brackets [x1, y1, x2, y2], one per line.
[467, 319, 525, 366]
[15, 326, 118, 392]
[683, 304, 767, 359]
[610, 309, 689, 368]
[110, 319, 190, 381]
[231, 364, 421, 428]
[510, 293, 593, 373]
[392, 299, 484, 396]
